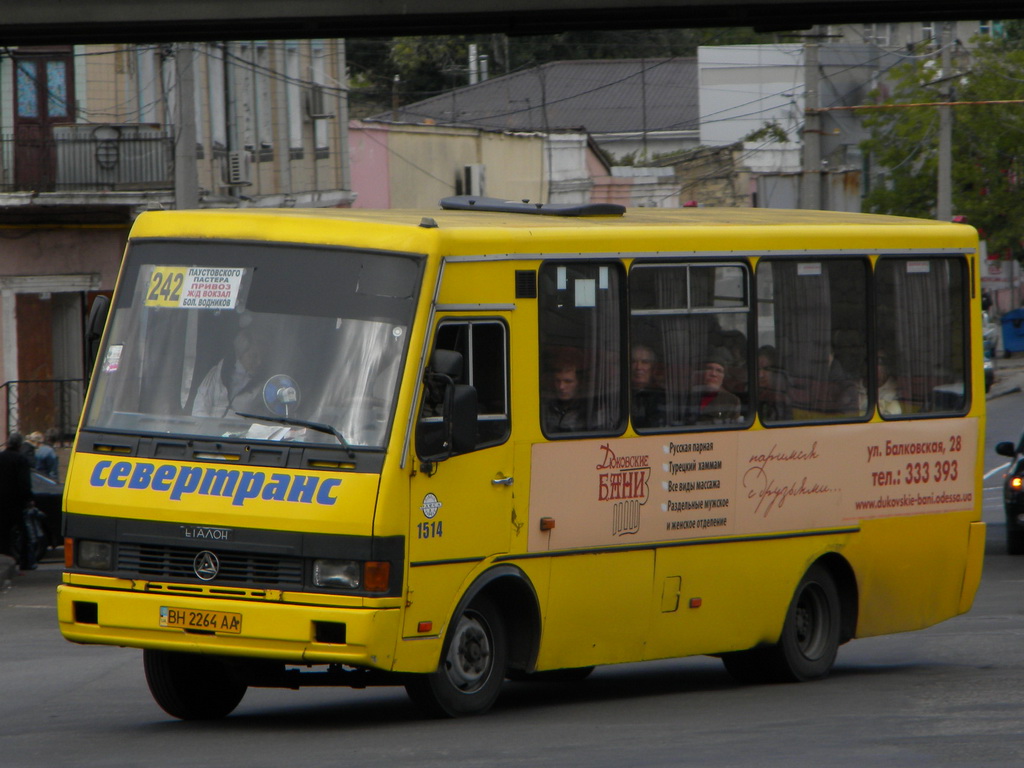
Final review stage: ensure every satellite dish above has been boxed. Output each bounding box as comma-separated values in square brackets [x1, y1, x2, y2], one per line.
[263, 374, 300, 417]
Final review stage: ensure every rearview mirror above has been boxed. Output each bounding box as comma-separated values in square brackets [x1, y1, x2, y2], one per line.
[996, 441, 1017, 458]
[85, 294, 110, 374]
[416, 350, 478, 462]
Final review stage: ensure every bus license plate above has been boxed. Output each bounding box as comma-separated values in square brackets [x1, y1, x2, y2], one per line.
[160, 606, 242, 634]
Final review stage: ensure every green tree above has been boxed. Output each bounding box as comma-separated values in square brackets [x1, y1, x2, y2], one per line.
[863, 35, 1024, 255]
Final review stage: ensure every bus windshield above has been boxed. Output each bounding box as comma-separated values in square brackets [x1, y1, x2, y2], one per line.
[83, 239, 423, 450]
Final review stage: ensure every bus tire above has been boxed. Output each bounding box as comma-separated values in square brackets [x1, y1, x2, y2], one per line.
[722, 563, 840, 684]
[143, 649, 247, 720]
[1007, 530, 1024, 555]
[405, 596, 507, 717]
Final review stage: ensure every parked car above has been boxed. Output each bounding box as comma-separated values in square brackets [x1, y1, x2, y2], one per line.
[983, 311, 997, 393]
[983, 310, 999, 359]
[996, 437, 1024, 554]
[30, 469, 64, 549]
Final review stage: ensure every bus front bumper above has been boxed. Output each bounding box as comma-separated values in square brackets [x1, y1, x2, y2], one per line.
[56, 582, 404, 669]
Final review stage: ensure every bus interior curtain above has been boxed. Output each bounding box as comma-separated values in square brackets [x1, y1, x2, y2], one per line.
[772, 262, 832, 412]
[889, 261, 956, 410]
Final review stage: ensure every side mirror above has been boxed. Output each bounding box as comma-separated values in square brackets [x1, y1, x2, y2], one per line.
[416, 350, 478, 462]
[85, 294, 110, 374]
[996, 441, 1017, 458]
[450, 384, 478, 454]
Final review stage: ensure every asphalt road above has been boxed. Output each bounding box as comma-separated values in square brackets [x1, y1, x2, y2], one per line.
[1, 383, 1023, 768]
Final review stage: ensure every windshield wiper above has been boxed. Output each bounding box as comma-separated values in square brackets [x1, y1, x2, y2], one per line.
[234, 412, 356, 458]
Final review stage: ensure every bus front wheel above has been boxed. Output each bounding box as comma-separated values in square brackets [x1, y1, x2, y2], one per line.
[405, 596, 507, 717]
[143, 649, 247, 720]
[722, 563, 840, 684]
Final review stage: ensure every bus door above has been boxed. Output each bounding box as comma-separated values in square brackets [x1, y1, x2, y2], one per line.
[405, 317, 514, 637]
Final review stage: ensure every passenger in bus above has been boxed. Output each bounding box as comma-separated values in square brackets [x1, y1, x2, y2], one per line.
[192, 328, 268, 418]
[543, 351, 588, 433]
[630, 343, 666, 428]
[824, 348, 860, 416]
[858, 350, 902, 416]
[875, 352, 903, 415]
[756, 345, 791, 422]
[694, 349, 742, 424]
[719, 330, 749, 405]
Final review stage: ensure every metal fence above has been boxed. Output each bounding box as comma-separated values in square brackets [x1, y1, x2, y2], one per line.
[0, 123, 173, 192]
[1, 379, 86, 441]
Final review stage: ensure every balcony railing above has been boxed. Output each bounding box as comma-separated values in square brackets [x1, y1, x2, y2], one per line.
[0, 123, 174, 193]
[1, 379, 86, 442]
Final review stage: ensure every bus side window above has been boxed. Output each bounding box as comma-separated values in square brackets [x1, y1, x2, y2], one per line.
[538, 263, 626, 438]
[629, 262, 752, 430]
[875, 257, 968, 415]
[425, 319, 510, 452]
[756, 259, 869, 422]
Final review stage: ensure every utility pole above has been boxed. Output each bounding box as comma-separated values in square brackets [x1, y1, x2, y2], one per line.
[173, 43, 199, 209]
[937, 22, 953, 221]
[336, 40, 351, 198]
[469, 43, 479, 85]
[801, 38, 822, 210]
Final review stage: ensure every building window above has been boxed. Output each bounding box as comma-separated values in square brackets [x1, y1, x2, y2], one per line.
[311, 40, 330, 155]
[285, 41, 304, 158]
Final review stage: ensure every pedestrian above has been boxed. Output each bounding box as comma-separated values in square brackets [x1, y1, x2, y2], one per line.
[28, 429, 59, 480]
[18, 431, 36, 468]
[0, 433, 35, 570]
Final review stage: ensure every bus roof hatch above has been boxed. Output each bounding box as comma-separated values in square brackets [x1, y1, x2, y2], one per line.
[439, 195, 625, 217]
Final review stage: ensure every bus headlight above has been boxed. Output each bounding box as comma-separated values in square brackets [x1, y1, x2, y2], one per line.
[313, 559, 361, 589]
[77, 540, 114, 571]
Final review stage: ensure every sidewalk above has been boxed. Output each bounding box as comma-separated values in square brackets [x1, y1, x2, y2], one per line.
[989, 353, 1024, 400]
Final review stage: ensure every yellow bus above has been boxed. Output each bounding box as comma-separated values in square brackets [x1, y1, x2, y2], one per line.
[57, 198, 985, 719]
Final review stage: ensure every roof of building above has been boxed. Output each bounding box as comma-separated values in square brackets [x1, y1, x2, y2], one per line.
[374, 58, 699, 136]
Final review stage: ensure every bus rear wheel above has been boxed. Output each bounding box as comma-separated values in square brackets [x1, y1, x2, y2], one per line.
[143, 649, 247, 720]
[1007, 529, 1024, 555]
[722, 563, 840, 684]
[405, 596, 507, 717]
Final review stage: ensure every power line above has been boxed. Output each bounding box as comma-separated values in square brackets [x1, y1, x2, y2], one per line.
[814, 99, 1024, 112]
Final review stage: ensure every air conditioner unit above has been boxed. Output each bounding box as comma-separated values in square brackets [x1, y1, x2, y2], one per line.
[226, 150, 252, 186]
[459, 164, 485, 196]
[305, 85, 334, 120]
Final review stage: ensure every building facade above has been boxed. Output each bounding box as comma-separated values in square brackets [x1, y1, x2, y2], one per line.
[0, 41, 352, 437]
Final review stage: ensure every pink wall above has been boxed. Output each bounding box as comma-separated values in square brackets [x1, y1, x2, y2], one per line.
[589, 175, 634, 206]
[585, 149, 634, 206]
[348, 122, 392, 209]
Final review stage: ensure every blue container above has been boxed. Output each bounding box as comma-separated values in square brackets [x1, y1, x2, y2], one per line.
[1002, 309, 1024, 353]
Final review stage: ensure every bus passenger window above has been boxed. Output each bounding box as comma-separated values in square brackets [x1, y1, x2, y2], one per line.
[538, 263, 626, 437]
[875, 257, 967, 415]
[629, 262, 752, 430]
[756, 259, 869, 422]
